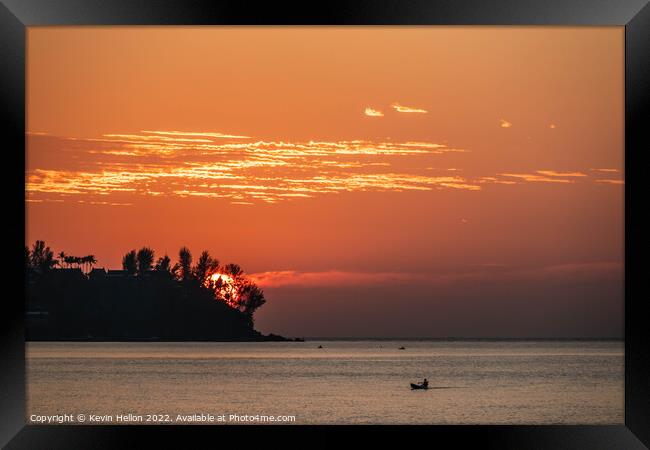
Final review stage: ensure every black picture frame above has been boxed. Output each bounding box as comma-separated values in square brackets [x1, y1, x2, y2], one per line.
[1, 1, 648, 448]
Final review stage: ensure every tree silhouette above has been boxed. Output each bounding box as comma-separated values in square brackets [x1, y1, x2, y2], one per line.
[26, 241, 273, 340]
[237, 282, 266, 318]
[82, 255, 97, 273]
[30, 240, 56, 274]
[223, 263, 243, 277]
[25, 246, 31, 272]
[63, 255, 75, 268]
[58, 251, 67, 268]
[154, 254, 178, 279]
[122, 250, 137, 275]
[178, 247, 193, 281]
[136, 247, 155, 275]
[195, 250, 219, 287]
[155, 254, 170, 271]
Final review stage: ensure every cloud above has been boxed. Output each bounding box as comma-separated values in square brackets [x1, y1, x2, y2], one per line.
[77, 200, 133, 206]
[499, 173, 574, 183]
[250, 261, 622, 289]
[530, 262, 623, 283]
[478, 177, 517, 185]
[536, 170, 587, 178]
[591, 168, 619, 173]
[25, 132, 480, 205]
[103, 133, 214, 143]
[26, 131, 611, 206]
[391, 103, 428, 114]
[496, 170, 586, 184]
[500, 119, 512, 128]
[141, 130, 251, 139]
[481, 170, 623, 187]
[595, 179, 624, 185]
[364, 107, 384, 117]
[249, 271, 424, 288]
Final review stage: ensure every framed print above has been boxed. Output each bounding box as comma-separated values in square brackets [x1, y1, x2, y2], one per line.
[1, 0, 649, 448]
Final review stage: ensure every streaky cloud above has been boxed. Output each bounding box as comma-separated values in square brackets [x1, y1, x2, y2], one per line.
[391, 103, 428, 114]
[249, 271, 429, 288]
[250, 261, 622, 289]
[141, 130, 252, 139]
[26, 131, 478, 205]
[364, 107, 384, 117]
[595, 179, 624, 185]
[536, 170, 587, 177]
[499, 173, 573, 183]
[591, 168, 619, 173]
[27, 131, 612, 206]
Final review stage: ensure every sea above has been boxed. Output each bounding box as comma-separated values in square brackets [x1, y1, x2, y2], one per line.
[26, 340, 623, 425]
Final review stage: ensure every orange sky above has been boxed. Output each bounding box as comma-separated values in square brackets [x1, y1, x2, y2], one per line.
[26, 27, 624, 337]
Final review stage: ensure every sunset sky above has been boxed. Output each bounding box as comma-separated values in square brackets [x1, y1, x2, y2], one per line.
[26, 27, 624, 338]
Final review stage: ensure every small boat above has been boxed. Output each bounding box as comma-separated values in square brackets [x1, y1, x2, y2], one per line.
[410, 383, 429, 390]
[317, 345, 323, 349]
[398, 346, 406, 350]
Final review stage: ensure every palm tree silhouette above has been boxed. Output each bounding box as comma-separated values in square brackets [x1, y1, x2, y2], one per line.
[136, 247, 155, 275]
[30, 240, 56, 274]
[77, 255, 97, 273]
[87, 255, 97, 272]
[58, 251, 67, 268]
[122, 250, 137, 275]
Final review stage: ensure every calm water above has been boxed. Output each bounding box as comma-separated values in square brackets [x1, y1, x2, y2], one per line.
[26, 340, 623, 425]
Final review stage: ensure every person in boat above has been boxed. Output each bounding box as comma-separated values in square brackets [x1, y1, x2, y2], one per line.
[422, 378, 429, 388]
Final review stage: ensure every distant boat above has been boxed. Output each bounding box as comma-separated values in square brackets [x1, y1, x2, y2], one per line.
[410, 383, 429, 390]
[317, 345, 323, 349]
[398, 346, 406, 350]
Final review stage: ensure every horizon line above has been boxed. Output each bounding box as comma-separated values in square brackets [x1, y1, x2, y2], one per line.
[295, 336, 624, 341]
